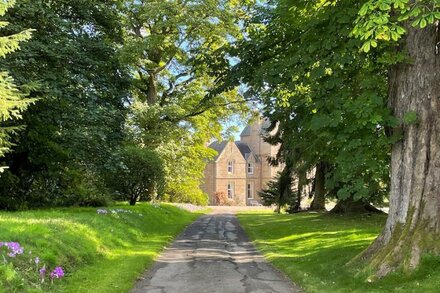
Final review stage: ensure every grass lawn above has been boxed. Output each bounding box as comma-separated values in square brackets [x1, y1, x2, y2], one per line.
[238, 211, 440, 292]
[0, 203, 202, 293]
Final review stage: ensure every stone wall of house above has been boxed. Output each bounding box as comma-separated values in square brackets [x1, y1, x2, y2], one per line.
[201, 162, 215, 204]
[201, 119, 283, 206]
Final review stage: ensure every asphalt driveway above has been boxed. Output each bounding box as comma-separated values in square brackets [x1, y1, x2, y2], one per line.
[131, 211, 302, 293]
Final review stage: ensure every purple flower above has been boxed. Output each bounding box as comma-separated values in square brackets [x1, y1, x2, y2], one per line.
[50, 266, 65, 279]
[35, 257, 40, 264]
[39, 265, 46, 278]
[1, 242, 24, 257]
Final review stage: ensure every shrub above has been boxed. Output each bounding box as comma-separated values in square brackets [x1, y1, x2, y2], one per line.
[107, 145, 165, 205]
[214, 191, 228, 206]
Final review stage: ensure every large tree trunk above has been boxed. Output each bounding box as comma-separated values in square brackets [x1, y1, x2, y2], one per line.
[358, 23, 440, 278]
[310, 162, 326, 211]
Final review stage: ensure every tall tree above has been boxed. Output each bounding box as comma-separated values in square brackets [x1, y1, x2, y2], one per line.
[121, 0, 253, 204]
[0, 0, 32, 160]
[221, 0, 393, 212]
[352, 0, 440, 277]
[0, 0, 129, 209]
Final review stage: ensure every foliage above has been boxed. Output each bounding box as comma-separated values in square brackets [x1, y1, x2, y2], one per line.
[352, 0, 440, 52]
[258, 171, 294, 212]
[108, 145, 165, 206]
[0, 203, 201, 292]
[0, 0, 33, 160]
[214, 191, 228, 206]
[0, 0, 129, 209]
[223, 0, 394, 207]
[121, 0, 253, 205]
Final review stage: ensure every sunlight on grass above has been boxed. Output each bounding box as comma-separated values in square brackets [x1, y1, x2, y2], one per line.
[0, 204, 201, 292]
[238, 212, 440, 293]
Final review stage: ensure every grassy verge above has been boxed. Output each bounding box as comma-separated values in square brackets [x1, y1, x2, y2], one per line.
[0, 203, 202, 293]
[238, 211, 440, 292]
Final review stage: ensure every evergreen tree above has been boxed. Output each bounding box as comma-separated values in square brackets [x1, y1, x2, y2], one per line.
[0, 0, 32, 160]
[0, 0, 129, 209]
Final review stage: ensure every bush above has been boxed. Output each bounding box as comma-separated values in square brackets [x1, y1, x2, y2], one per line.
[215, 191, 228, 206]
[107, 145, 165, 205]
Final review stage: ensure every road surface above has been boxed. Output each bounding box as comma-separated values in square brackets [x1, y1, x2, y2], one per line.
[131, 211, 302, 293]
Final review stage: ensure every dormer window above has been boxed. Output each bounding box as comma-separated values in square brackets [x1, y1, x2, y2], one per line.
[247, 163, 254, 174]
[227, 161, 234, 173]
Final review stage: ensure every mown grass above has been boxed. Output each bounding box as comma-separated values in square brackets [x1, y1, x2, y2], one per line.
[0, 203, 201, 293]
[238, 211, 440, 292]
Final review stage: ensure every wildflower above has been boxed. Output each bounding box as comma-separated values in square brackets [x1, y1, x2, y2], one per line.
[1, 242, 24, 257]
[35, 257, 40, 264]
[97, 209, 108, 214]
[39, 265, 46, 279]
[50, 266, 65, 279]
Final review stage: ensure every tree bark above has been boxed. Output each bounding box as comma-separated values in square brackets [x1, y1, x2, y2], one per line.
[147, 73, 158, 105]
[310, 162, 326, 211]
[357, 23, 440, 278]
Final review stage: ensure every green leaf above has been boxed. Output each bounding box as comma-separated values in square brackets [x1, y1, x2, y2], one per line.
[396, 26, 406, 35]
[379, 3, 391, 11]
[362, 41, 371, 53]
[359, 4, 369, 16]
[412, 18, 421, 27]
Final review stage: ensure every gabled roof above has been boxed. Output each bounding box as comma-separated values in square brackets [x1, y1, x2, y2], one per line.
[208, 141, 228, 160]
[234, 141, 251, 158]
[208, 140, 258, 163]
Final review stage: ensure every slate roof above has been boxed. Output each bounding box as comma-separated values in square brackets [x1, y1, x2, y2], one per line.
[234, 141, 251, 158]
[208, 141, 228, 160]
[240, 125, 251, 137]
[208, 140, 259, 162]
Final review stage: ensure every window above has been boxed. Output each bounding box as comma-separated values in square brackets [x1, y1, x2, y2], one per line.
[247, 183, 253, 199]
[227, 183, 234, 199]
[227, 161, 233, 173]
[247, 163, 254, 174]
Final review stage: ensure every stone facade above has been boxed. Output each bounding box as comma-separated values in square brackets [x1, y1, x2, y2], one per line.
[201, 119, 281, 206]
